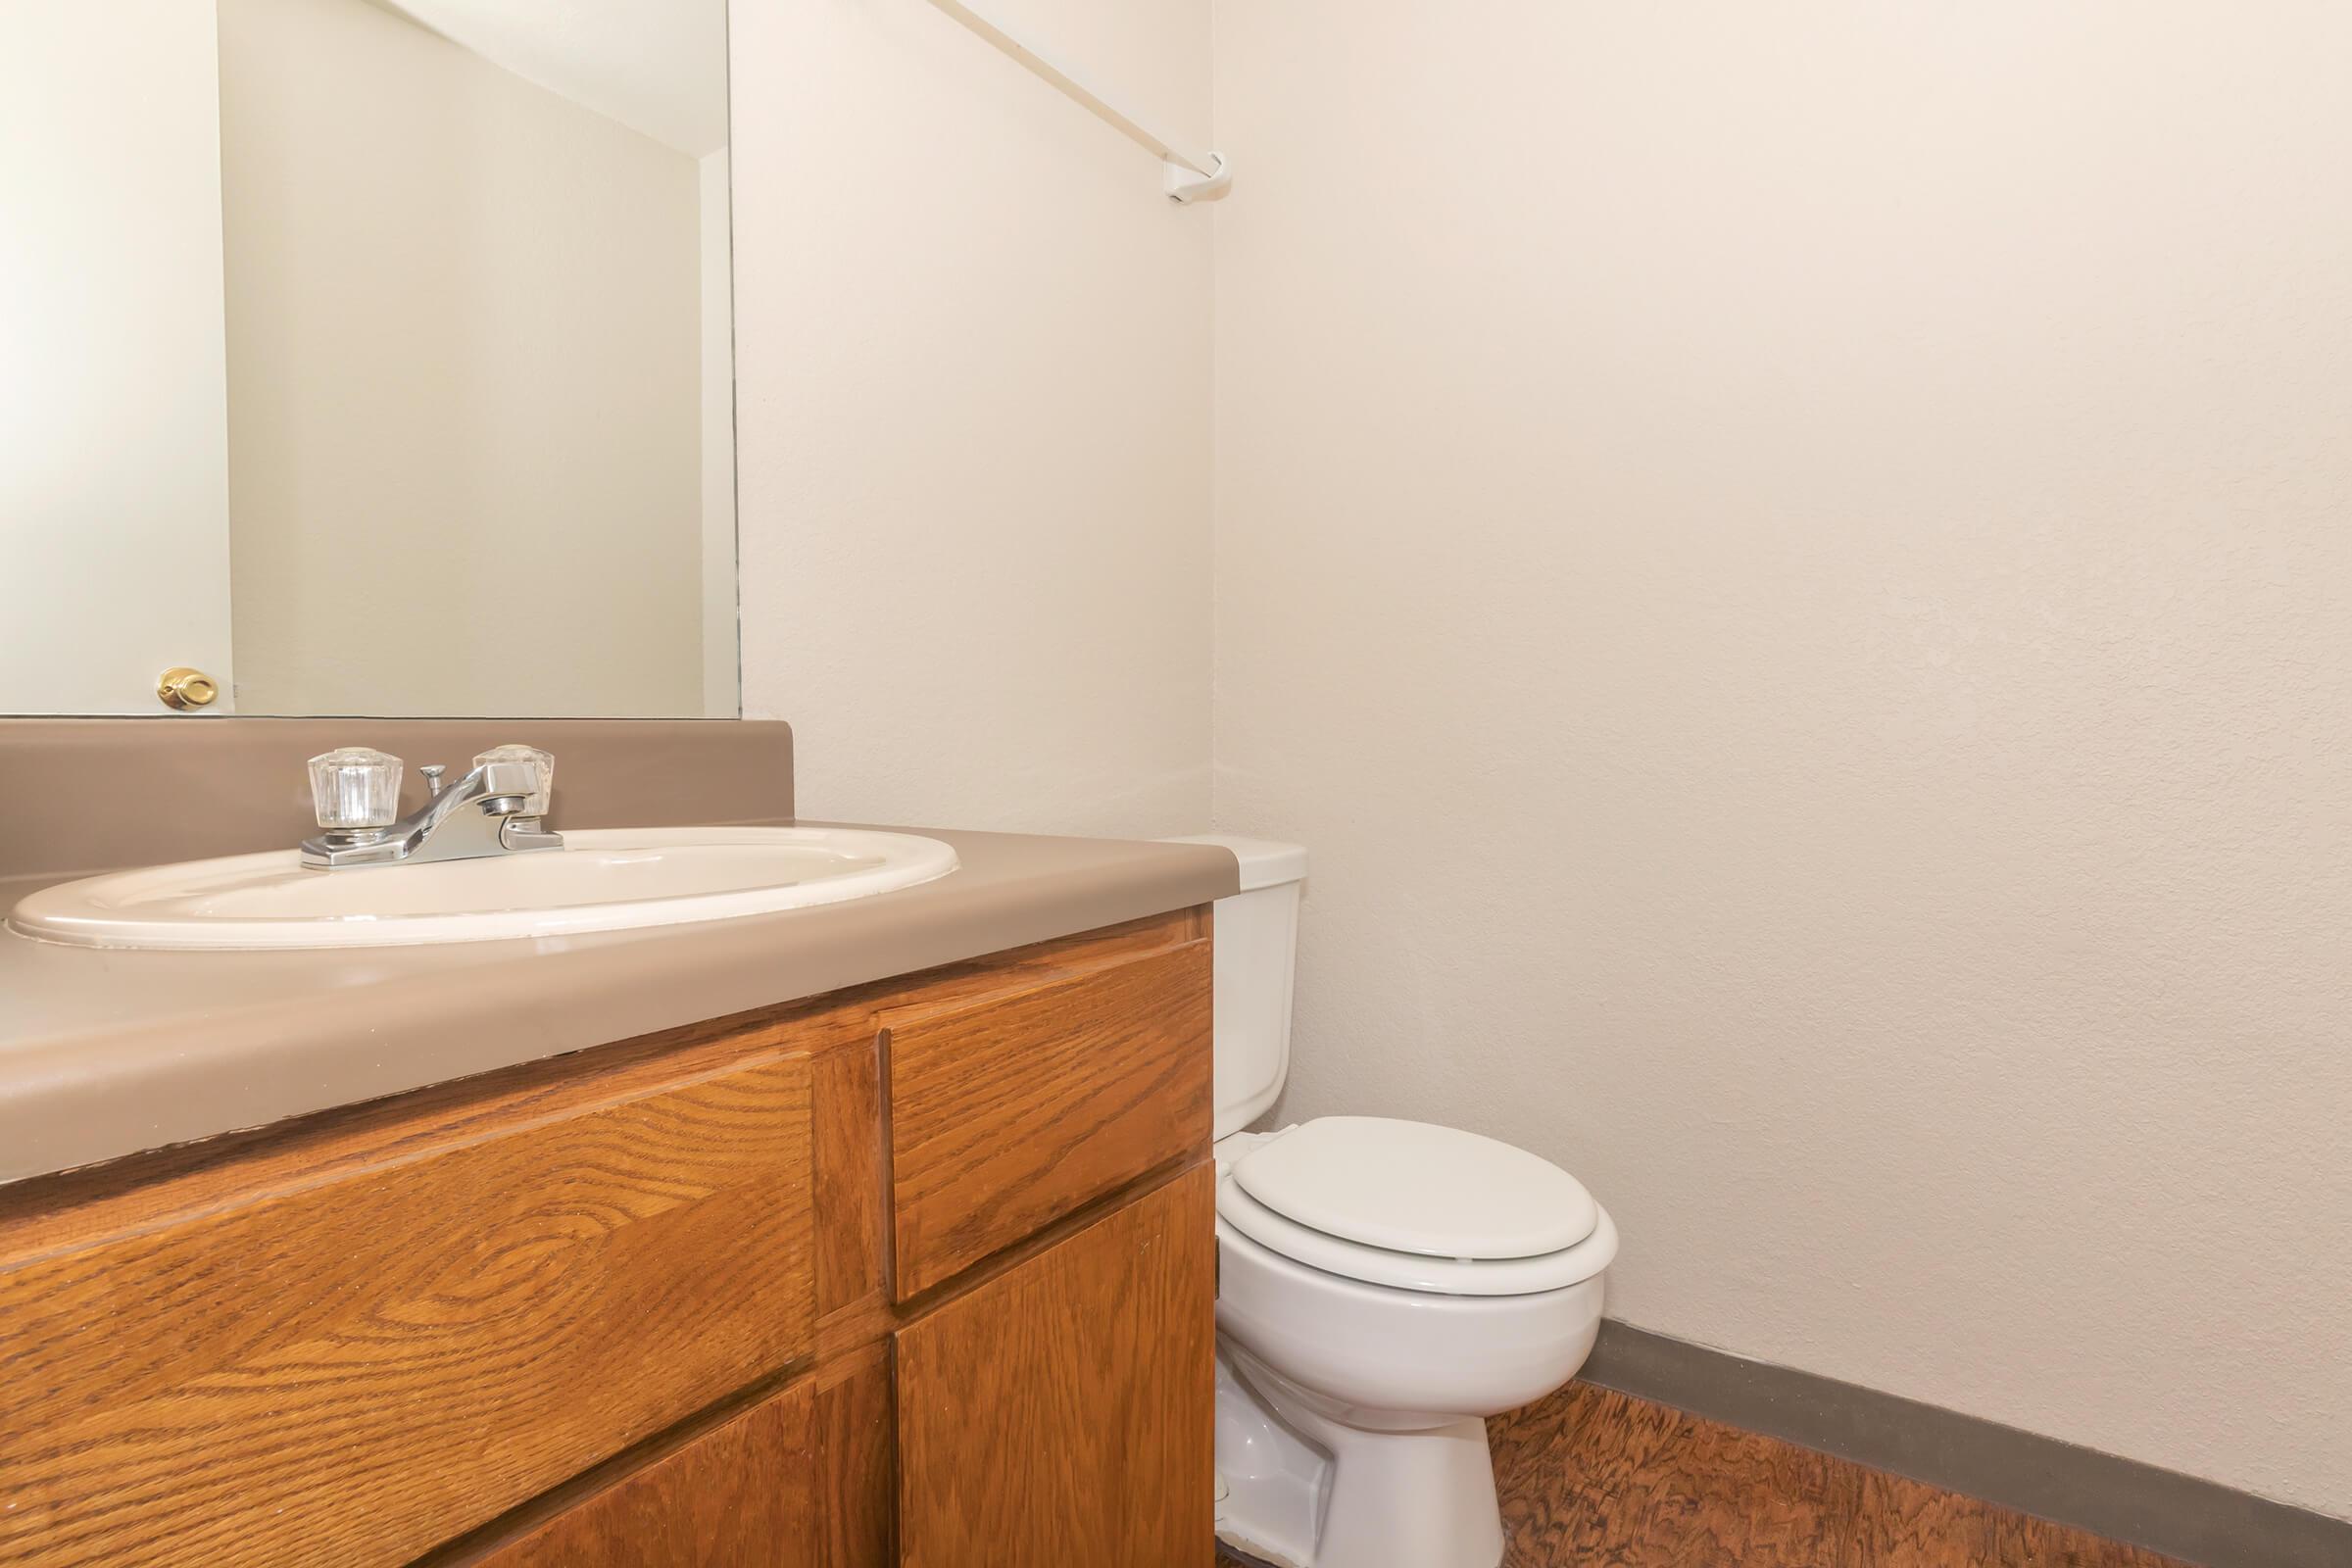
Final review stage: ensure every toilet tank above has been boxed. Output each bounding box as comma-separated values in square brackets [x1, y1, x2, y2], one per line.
[1159, 836, 1308, 1140]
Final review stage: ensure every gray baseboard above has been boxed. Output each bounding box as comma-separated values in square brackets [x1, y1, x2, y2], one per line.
[1582, 1320, 2351, 1568]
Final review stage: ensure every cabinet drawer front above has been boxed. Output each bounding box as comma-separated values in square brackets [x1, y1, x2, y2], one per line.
[0, 1054, 814, 1568]
[884, 940, 1211, 1298]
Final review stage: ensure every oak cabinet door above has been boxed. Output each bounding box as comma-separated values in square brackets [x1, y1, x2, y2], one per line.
[894, 1166, 1216, 1568]
[471, 1379, 819, 1568]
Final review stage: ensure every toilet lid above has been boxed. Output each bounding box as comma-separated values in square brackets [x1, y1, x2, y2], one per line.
[1218, 1174, 1618, 1297]
[1231, 1116, 1599, 1260]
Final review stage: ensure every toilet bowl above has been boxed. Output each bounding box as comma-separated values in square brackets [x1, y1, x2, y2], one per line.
[1159, 837, 1620, 1568]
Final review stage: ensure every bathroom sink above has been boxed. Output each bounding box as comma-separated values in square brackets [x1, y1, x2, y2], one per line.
[7, 827, 959, 952]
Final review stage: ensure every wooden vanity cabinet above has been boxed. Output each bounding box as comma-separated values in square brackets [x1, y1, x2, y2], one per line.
[0, 907, 1216, 1568]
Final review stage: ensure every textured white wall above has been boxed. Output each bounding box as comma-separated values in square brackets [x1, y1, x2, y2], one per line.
[731, 0, 1214, 836]
[1212, 0, 2352, 1520]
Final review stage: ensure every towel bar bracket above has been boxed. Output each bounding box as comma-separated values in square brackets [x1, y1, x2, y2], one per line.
[1165, 153, 1231, 205]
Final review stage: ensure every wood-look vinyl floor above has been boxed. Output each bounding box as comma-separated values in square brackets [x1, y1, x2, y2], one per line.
[1217, 1381, 2188, 1568]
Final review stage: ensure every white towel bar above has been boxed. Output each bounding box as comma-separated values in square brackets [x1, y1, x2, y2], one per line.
[920, 0, 1230, 203]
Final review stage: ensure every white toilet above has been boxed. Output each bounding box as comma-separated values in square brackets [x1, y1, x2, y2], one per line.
[1162, 836, 1618, 1568]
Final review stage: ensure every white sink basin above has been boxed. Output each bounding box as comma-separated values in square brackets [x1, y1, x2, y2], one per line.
[7, 826, 959, 951]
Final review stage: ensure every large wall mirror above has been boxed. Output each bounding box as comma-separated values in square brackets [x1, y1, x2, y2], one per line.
[2, 0, 737, 717]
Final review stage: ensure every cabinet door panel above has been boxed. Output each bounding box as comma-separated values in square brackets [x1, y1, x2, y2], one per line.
[894, 1166, 1215, 1567]
[815, 1348, 897, 1568]
[471, 1380, 818, 1568]
[884, 942, 1211, 1298]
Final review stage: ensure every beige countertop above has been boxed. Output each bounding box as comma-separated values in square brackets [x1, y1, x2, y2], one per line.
[0, 824, 1238, 1185]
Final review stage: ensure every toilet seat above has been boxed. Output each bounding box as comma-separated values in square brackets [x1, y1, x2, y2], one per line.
[1232, 1115, 1597, 1259]
[1217, 1117, 1616, 1298]
[1219, 1175, 1618, 1297]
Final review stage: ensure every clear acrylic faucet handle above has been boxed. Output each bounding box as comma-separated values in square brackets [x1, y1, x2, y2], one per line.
[308, 747, 404, 831]
[472, 744, 554, 816]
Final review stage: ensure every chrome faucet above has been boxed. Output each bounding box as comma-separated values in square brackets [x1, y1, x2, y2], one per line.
[301, 744, 564, 869]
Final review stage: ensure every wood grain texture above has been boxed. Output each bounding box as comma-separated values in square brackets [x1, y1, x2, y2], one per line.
[467, 1379, 818, 1568]
[814, 1345, 895, 1568]
[0, 905, 1213, 1568]
[897, 1164, 1216, 1568]
[1363, 1380, 2192, 1568]
[811, 1035, 890, 1316]
[883, 941, 1212, 1298]
[0, 1054, 815, 1568]
[782, 906, 1208, 1067]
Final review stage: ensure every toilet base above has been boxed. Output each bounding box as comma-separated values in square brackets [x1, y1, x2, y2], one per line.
[1215, 1341, 1505, 1568]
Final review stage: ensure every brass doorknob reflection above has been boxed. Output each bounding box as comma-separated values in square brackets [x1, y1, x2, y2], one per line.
[157, 666, 220, 710]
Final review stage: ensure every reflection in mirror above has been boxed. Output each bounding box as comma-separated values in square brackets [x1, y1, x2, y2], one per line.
[0, 0, 737, 717]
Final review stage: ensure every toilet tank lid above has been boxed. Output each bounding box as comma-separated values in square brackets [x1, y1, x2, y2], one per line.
[1157, 834, 1306, 891]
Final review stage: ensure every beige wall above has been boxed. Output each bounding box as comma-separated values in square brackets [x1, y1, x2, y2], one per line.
[700, 147, 740, 716]
[730, 0, 1214, 836]
[1, 0, 238, 713]
[1212, 0, 2352, 1521]
[220, 0, 707, 716]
